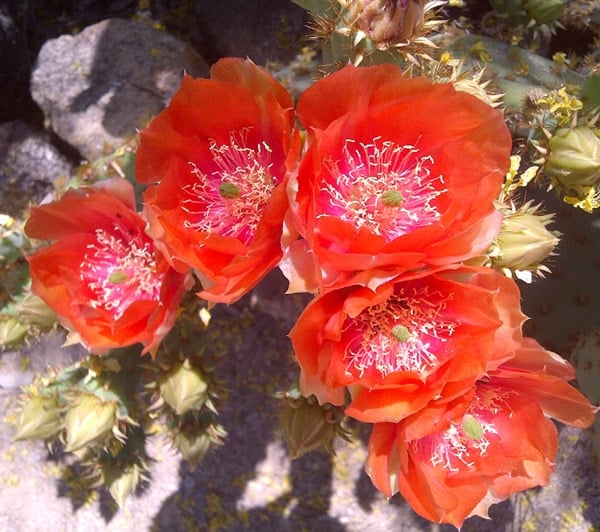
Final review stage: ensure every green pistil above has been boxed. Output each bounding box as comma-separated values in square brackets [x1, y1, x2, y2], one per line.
[219, 181, 240, 199]
[391, 325, 410, 342]
[462, 414, 484, 440]
[381, 189, 403, 207]
[108, 271, 128, 284]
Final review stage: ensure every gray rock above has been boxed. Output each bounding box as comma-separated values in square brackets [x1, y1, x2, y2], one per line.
[0, 121, 73, 217]
[30, 18, 208, 161]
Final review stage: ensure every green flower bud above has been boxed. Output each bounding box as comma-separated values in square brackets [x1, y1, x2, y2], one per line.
[159, 359, 209, 416]
[545, 127, 600, 190]
[18, 294, 57, 330]
[106, 464, 141, 508]
[64, 393, 116, 452]
[13, 394, 63, 441]
[174, 420, 226, 470]
[280, 395, 347, 459]
[492, 203, 559, 279]
[0, 317, 26, 347]
[523, 0, 566, 24]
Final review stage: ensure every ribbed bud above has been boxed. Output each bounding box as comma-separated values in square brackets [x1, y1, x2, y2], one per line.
[106, 464, 141, 507]
[348, 0, 427, 44]
[523, 0, 566, 24]
[491, 202, 559, 282]
[544, 126, 600, 191]
[545, 127, 600, 190]
[280, 394, 347, 459]
[13, 394, 63, 441]
[64, 393, 116, 452]
[159, 359, 209, 416]
[174, 423, 216, 470]
[18, 293, 57, 330]
[0, 317, 26, 347]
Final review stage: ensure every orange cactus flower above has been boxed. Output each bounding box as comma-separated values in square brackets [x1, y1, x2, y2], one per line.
[283, 63, 511, 292]
[366, 338, 598, 528]
[289, 267, 525, 423]
[135, 58, 300, 304]
[25, 178, 191, 355]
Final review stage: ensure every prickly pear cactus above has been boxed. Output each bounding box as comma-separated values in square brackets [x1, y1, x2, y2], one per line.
[573, 329, 600, 458]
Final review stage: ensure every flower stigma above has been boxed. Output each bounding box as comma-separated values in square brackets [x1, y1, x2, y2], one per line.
[381, 189, 404, 207]
[391, 324, 411, 342]
[218, 181, 241, 199]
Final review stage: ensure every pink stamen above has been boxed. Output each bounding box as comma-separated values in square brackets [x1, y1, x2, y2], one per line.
[414, 387, 515, 472]
[79, 225, 160, 320]
[181, 129, 277, 245]
[343, 285, 456, 377]
[317, 137, 446, 240]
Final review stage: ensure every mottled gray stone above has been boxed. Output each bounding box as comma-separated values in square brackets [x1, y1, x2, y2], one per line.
[0, 121, 72, 217]
[30, 18, 208, 161]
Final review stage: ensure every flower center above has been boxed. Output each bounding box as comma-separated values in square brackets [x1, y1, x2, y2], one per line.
[413, 386, 515, 472]
[318, 137, 445, 241]
[181, 129, 277, 245]
[79, 225, 160, 320]
[343, 285, 456, 378]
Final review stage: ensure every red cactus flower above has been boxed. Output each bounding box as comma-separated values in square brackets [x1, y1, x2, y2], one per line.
[283, 63, 511, 292]
[25, 178, 191, 355]
[366, 338, 598, 528]
[135, 58, 300, 304]
[289, 267, 525, 423]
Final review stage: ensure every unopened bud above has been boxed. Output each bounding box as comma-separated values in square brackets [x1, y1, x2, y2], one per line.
[64, 393, 116, 452]
[523, 0, 566, 24]
[349, 0, 427, 45]
[492, 202, 559, 281]
[105, 464, 141, 507]
[174, 422, 225, 470]
[18, 293, 57, 330]
[159, 359, 209, 416]
[545, 127, 600, 191]
[280, 396, 345, 459]
[13, 394, 62, 441]
[0, 317, 26, 347]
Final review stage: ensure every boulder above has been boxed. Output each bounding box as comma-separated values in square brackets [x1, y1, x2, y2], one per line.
[30, 18, 208, 161]
[0, 121, 73, 217]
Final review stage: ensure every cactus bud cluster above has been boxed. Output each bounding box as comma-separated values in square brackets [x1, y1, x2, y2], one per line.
[346, 0, 427, 44]
[298, 0, 445, 68]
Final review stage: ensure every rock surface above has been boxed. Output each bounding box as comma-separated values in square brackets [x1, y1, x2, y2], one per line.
[30, 18, 208, 161]
[0, 121, 73, 217]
